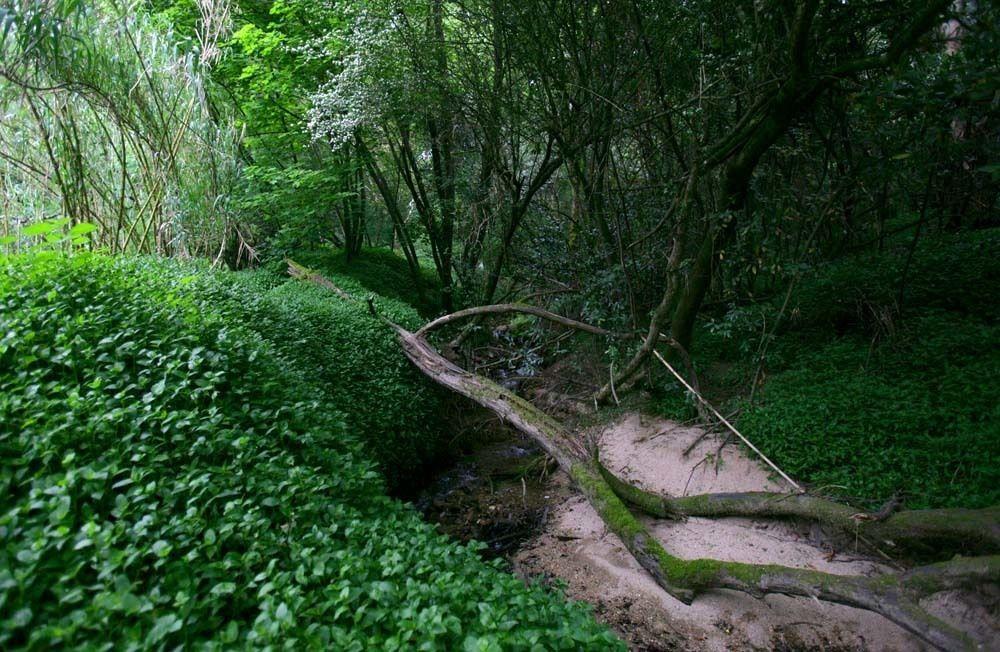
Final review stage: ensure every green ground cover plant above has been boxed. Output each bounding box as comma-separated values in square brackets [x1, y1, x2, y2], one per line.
[737, 311, 1000, 508]
[193, 264, 446, 490]
[659, 229, 1000, 509]
[293, 248, 443, 317]
[0, 253, 621, 650]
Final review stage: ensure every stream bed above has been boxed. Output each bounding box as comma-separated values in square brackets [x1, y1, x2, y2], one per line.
[408, 432, 558, 559]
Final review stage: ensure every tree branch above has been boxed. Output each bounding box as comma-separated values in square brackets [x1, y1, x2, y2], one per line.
[415, 303, 624, 339]
[597, 458, 1000, 559]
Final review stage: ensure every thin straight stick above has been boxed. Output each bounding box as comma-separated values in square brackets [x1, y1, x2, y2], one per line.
[652, 349, 802, 491]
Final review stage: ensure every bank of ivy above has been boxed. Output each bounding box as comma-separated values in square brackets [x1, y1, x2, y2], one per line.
[291, 247, 442, 318]
[0, 253, 621, 650]
[656, 229, 1000, 510]
[191, 263, 446, 490]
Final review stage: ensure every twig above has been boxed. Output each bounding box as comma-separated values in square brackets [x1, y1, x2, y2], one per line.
[683, 455, 711, 496]
[715, 431, 741, 473]
[682, 428, 712, 456]
[653, 350, 802, 492]
[609, 362, 621, 406]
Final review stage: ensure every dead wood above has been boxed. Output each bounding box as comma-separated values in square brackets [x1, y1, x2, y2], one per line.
[288, 261, 998, 651]
[597, 459, 1000, 559]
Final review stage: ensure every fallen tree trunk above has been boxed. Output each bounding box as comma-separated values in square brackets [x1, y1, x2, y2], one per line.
[393, 326, 995, 651]
[597, 459, 1000, 559]
[287, 262, 998, 651]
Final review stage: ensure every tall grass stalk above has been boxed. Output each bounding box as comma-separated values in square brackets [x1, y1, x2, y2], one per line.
[0, 0, 239, 256]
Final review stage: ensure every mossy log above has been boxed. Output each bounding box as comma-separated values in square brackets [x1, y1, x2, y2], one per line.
[289, 265, 998, 651]
[597, 460, 1000, 560]
[393, 327, 996, 651]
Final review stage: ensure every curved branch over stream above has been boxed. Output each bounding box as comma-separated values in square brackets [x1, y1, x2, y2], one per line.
[415, 303, 626, 339]
[286, 262, 998, 651]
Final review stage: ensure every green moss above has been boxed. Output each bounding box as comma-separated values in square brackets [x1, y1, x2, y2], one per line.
[654, 552, 727, 590]
[570, 464, 644, 539]
[596, 460, 674, 518]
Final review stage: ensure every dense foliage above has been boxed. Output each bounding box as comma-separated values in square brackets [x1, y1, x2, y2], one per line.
[0, 2, 238, 256]
[0, 254, 620, 650]
[1, 0, 997, 645]
[292, 247, 442, 317]
[676, 229, 1000, 509]
[194, 262, 445, 488]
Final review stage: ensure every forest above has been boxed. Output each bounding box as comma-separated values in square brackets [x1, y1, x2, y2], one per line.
[0, 0, 997, 649]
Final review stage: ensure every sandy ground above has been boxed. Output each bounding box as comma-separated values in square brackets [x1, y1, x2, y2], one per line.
[512, 413, 999, 651]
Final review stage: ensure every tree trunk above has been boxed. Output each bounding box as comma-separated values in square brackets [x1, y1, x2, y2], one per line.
[285, 260, 998, 652]
[355, 136, 425, 295]
[427, 0, 456, 312]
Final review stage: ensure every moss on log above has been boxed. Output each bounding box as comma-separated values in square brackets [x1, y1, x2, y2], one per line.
[288, 267, 998, 652]
[597, 459, 1000, 559]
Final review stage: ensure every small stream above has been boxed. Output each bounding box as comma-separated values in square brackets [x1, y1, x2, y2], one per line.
[407, 432, 556, 559]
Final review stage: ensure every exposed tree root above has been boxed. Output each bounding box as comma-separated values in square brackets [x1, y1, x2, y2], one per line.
[596, 459, 1000, 560]
[286, 264, 998, 651]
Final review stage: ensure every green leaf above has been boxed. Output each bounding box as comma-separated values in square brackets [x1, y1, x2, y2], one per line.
[211, 582, 236, 596]
[222, 621, 239, 643]
[68, 222, 97, 237]
[21, 221, 58, 236]
[9, 607, 32, 629]
[146, 614, 182, 644]
[151, 540, 171, 558]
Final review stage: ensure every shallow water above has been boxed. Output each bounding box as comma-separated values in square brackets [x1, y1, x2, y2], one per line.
[408, 432, 555, 558]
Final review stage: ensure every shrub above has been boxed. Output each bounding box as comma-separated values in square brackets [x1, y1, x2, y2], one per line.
[787, 228, 1000, 338]
[0, 253, 621, 650]
[197, 269, 446, 490]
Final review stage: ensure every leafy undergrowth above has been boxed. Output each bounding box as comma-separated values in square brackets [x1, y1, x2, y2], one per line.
[0, 253, 621, 650]
[191, 265, 446, 492]
[737, 312, 1000, 509]
[293, 247, 442, 317]
[662, 228, 1000, 510]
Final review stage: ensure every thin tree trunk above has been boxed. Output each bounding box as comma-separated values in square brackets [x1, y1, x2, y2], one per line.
[356, 136, 425, 294]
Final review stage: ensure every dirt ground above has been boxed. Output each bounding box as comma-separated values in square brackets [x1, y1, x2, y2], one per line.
[410, 345, 997, 649]
[510, 413, 1000, 651]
